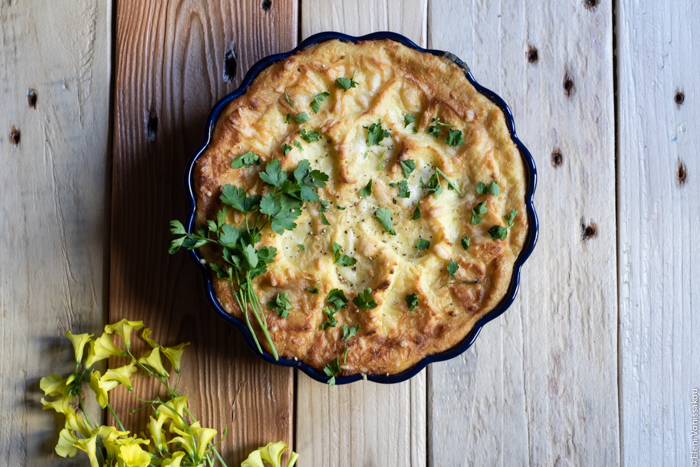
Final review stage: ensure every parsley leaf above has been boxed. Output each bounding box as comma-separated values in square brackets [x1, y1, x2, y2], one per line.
[327, 289, 349, 310]
[310, 91, 330, 113]
[294, 140, 303, 151]
[220, 184, 261, 213]
[423, 173, 443, 199]
[377, 150, 387, 170]
[416, 238, 430, 250]
[333, 242, 357, 267]
[399, 159, 416, 178]
[353, 287, 378, 310]
[440, 258, 481, 288]
[477, 181, 501, 196]
[404, 114, 415, 128]
[270, 208, 299, 234]
[470, 201, 488, 225]
[268, 292, 292, 318]
[320, 212, 331, 225]
[435, 168, 461, 194]
[259, 193, 282, 217]
[293, 112, 309, 124]
[488, 225, 508, 240]
[427, 125, 441, 138]
[505, 209, 517, 227]
[219, 224, 241, 247]
[324, 358, 342, 387]
[411, 204, 421, 220]
[405, 293, 418, 311]
[281, 143, 292, 156]
[461, 236, 471, 250]
[445, 128, 465, 146]
[390, 180, 410, 198]
[300, 128, 321, 143]
[259, 160, 288, 187]
[335, 70, 358, 91]
[306, 281, 319, 294]
[285, 92, 296, 109]
[231, 151, 260, 169]
[321, 306, 338, 330]
[360, 180, 373, 198]
[284, 113, 292, 124]
[364, 120, 392, 146]
[375, 208, 397, 235]
[341, 324, 359, 342]
[297, 243, 305, 251]
[427, 117, 453, 138]
[318, 200, 330, 212]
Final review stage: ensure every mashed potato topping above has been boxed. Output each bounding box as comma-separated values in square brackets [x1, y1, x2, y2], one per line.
[193, 39, 528, 376]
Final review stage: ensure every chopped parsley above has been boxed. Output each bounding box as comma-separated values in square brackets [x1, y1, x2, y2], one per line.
[322, 288, 348, 330]
[377, 150, 387, 170]
[293, 112, 309, 124]
[353, 287, 378, 310]
[310, 91, 330, 113]
[364, 120, 392, 146]
[336, 205, 346, 210]
[335, 70, 358, 91]
[324, 357, 342, 387]
[375, 208, 397, 235]
[284, 113, 292, 124]
[422, 173, 443, 199]
[399, 159, 416, 178]
[476, 181, 501, 196]
[297, 243, 305, 251]
[268, 292, 292, 318]
[435, 168, 461, 194]
[281, 143, 292, 156]
[341, 324, 359, 342]
[445, 128, 465, 146]
[332, 242, 357, 267]
[306, 281, 319, 294]
[488, 225, 508, 240]
[461, 236, 471, 250]
[440, 258, 481, 289]
[285, 92, 296, 109]
[505, 209, 518, 227]
[389, 180, 410, 198]
[426, 117, 454, 138]
[360, 179, 373, 198]
[470, 202, 488, 225]
[300, 128, 321, 143]
[404, 114, 415, 128]
[294, 140, 303, 151]
[405, 293, 419, 311]
[231, 151, 260, 169]
[416, 238, 430, 250]
[411, 204, 421, 220]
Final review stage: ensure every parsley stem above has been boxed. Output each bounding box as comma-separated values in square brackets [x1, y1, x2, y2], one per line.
[234, 288, 262, 354]
[245, 275, 279, 360]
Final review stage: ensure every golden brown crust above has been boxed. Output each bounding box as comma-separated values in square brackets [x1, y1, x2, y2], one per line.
[194, 39, 528, 376]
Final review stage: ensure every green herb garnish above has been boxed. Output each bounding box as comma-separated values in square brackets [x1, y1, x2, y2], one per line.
[461, 236, 471, 250]
[353, 288, 378, 310]
[294, 140, 303, 151]
[411, 204, 421, 220]
[285, 92, 296, 109]
[375, 208, 397, 235]
[310, 91, 330, 113]
[416, 238, 430, 250]
[399, 160, 416, 179]
[405, 293, 419, 311]
[293, 112, 309, 124]
[231, 151, 260, 169]
[335, 70, 358, 91]
[470, 202, 488, 225]
[440, 258, 481, 289]
[281, 143, 292, 156]
[364, 120, 392, 146]
[404, 114, 415, 128]
[390, 180, 410, 198]
[360, 180, 372, 198]
[268, 292, 292, 318]
[435, 168, 461, 194]
[505, 209, 517, 227]
[488, 225, 508, 240]
[324, 357, 342, 387]
[332, 242, 357, 267]
[445, 128, 465, 146]
[297, 243, 305, 251]
[300, 128, 321, 143]
[476, 181, 500, 196]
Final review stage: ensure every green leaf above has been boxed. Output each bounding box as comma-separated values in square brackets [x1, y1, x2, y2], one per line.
[461, 236, 471, 250]
[359, 179, 373, 198]
[390, 180, 410, 198]
[411, 204, 421, 220]
[259, 160, 288, 187]
[305, 170, 329, 188]
[423, 173, 443, 199]
[242, 244, 259, 269]
[297, 243, 306, 251]
[341, 324, 359, 342]
[209, 263, 230, 279]
[321, 306, 338, 329]
[364, 120, 392, 146]
[285, 92, 296, 109]
[327, 289, 349, 310]
[293, 112, 309, 124]
[168, 236, 185, 254]
[504, 209, 517, 227]
[476, 182, 486, 194]
[403, 114, 415, 128]
[353, 288, 378, 310]
[268, 292, 292, 319]
[488, 225, 508, 240]
[445, 128, 465, 147]
[259, 193, 282, 217]
[405, 293, 418, 311]
[319, 200, 330, 212]
[377, 150, 387, 170]
[300, 185, 319, 202]
[324, 358, 342, 386]
[216, 208, 227, 228]
[230, 151, 260, 169]
[294, 140, 303, 151]
[427, 125, 441, 138]
[281, 143, 292, 156]
[270, 209, 298, 234]
[219, 224, 241, 247]
[399, 160, 416, 179]
[170, 220, 186, 235]
[220, 184, 261, 213]
[375, 208, 397, 235]
[477, 181, 500, 196]
[435, 168, 461, 194]
[416, 238, 430, 250]
[447, 259, 459, 278]
[336, 205, 345, 210]
[293, 159, 311, 181]
[300, 129, 321, 143]
[333, 242, 357, 267]
[306, 281, 319, 294]
[310, 92, 330, 114]
[470, 201, 488, 225]
[335, 70, 358, 91]
[320, 212, 331, 226]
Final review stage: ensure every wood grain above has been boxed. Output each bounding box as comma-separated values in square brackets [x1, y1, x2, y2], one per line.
[296, 2, 428, 466]
[0, 1, 111, 465]
[618, 1, 700, 465]
[110, 1, 297, 464]
[428, 1, 619, 465]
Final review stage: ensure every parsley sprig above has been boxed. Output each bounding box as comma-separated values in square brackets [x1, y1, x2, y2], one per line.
[310, 92, 330, 113]
[440, 259, 481, 289]
[336, 70, 358, 91]
[364, 120, 392, 146]
[332, 242, 357, 267]
[322, 289, 348, 329]
[353, 288, 378, 310]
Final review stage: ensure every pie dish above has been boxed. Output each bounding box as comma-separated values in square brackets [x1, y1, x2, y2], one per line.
[183, 31, 538, 385]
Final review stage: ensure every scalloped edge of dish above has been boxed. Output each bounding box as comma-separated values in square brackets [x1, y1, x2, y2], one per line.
[183, 31, 539, 385]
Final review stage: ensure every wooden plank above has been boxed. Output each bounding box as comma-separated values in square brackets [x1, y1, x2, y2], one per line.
[428, 1, 619, 465]
[618, 1, 700, 465]
[110, 1, 297, 464]
[0, 1, 111, 466]
[296, 2, 427, 466]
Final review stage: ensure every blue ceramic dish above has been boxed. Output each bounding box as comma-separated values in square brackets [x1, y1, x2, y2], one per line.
[184, 31, 538, 385]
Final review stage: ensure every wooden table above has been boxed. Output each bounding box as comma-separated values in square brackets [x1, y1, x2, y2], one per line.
[2, 1, 697, 465]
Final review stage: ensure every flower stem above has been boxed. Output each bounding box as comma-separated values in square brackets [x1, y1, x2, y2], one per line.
[106, 403, 126, 432]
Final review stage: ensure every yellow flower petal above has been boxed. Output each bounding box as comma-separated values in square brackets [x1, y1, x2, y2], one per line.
[117, 443, 151, 467]
[156, 396, 189, 432]
[105, 319, 144, 349]
[65, 330, 93, 364]
[141, 328, 159, 348]
[102, 363, 138, 390]
[95, 425, 131, 458]
[55, 428, 79, 458]
[65, 413, 92, 438]
[147, 413, 170, 452]
[40, 374, 69, 396]
[41, 394, 75, 415]
[139, 347, 169, 377]
[241, 449, 265, 467]
[167, 432, 195, 457]
[74, 433, 99, 467]
[287, 451, 299, 467]
[88, 370, 118, 408]
[86, 332, 126, 368]
[161, 451, 186, 467]
[193, 425, 217, 459]
[258, 441, 291, 467]
[161, 342, 190, 373]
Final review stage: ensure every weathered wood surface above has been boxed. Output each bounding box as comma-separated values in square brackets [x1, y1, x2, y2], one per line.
[618, 1, 700, 465]
[110, 1, 297, 464]
[428, 1, 619, 465]
[296, 2, 428, 466]
[0, 1, 112, 466]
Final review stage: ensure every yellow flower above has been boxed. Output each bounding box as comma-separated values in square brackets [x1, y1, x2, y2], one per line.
[74, 433, 99, 467]
[168, 427, 195, 457]
[55, 428, 79, 458]
[161, 342, 190, 373]
[139, 347, 169, 377]
[102, 363, 138, 390]
[65, 413, 92, 438]
[155, 396, 189, 432]
[95, 425, 131, 458]
[161, 452, 186, 467]
[105, 319, 144, 349]
[88, 370, 119, 408]
[41, 394, 75, 415]
[258, 441, 297, 467]
[241, 449, 265, 467]
[64, 330, 93, 364]
[141, 328, 159, 348]
[193, 425, 217, 459]
[148, 413, 169, 452]
[117, 443, 152, 467]
[86, 332, 126, 367]
[40, 374, 69, 397]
